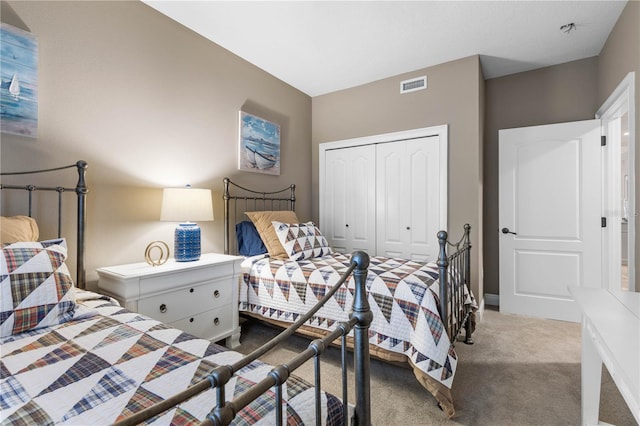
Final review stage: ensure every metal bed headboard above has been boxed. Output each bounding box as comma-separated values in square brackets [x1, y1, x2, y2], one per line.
[0, 160, 88, 289]
[223, 177, 296, 255]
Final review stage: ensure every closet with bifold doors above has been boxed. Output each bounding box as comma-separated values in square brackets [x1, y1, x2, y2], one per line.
[319, 125, 448, 263]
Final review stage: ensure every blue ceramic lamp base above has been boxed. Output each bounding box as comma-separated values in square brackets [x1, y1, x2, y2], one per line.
[174, 222, 201, 262]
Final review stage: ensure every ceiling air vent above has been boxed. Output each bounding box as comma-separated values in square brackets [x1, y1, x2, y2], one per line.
[400, 76, 427, 94]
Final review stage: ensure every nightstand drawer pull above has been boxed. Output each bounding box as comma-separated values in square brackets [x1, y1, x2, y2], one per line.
[190, 288, 194, 293]
[189, 318, 194, 323]
[159, 303, 167, 313]
[214, 317, 220, 326]
[214, 290, 220, 298]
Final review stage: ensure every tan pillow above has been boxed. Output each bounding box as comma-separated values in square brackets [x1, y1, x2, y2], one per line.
[1, 216, 39, 243]
[246, 210, 300, 259]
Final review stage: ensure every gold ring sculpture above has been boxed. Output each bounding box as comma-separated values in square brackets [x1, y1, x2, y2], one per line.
[145, 241, 170, 266]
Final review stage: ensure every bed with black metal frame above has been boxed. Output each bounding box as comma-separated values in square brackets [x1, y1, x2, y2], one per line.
[223, 177, 475, 418]
[1, 162, 373, 425]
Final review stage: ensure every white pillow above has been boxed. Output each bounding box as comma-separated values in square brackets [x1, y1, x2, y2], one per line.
[272, 221, 332, 261]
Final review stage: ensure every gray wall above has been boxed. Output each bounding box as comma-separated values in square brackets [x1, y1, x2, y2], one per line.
[312, 55, 484, 301]
[483, 57, 599, 295]
[0, 1, 313, 289]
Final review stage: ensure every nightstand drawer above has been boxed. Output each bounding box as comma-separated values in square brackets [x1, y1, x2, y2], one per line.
[137, 278, 232, 323]
[138, 262, 235, 294]
[168, 304, 233, 341]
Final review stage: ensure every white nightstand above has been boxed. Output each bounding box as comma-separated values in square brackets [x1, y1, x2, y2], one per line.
[97, 253, 243, 348]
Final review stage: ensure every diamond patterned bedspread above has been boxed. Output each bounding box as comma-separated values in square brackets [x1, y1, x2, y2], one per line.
[1, 290, 344, 425]
[240, 253, 460, 390]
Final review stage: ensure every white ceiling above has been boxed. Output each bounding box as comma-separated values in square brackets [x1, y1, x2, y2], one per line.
[143, 1, 627, 97]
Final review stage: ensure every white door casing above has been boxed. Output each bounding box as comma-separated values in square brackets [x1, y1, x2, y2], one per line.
[499, 119, 602, 322]
[596, 71, 636, 291]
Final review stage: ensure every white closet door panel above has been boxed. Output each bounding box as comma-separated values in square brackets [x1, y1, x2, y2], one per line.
[377, 137, 441, 261]
[325, 150, 348, 252]
[406, 138, 440, 262]
[324, 145, 376, 254]
[377, 145, 405, 258]
[350, 147, 377, 253]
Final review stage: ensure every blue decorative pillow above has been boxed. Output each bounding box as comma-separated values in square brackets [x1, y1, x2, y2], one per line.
[236, 221, 267, 256]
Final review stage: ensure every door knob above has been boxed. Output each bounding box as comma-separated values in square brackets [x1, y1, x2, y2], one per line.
[501, 227, 517, 235]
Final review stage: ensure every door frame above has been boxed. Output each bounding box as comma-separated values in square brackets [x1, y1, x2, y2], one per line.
[596, 72, 636, 291]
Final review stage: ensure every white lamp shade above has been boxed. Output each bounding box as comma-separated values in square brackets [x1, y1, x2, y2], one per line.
[160, 187, 214, 222]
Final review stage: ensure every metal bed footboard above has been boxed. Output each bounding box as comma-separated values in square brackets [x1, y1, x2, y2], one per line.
[116, 251, 373, 426]
[0, 161, 88, 289]
[437, 224, 474, 345]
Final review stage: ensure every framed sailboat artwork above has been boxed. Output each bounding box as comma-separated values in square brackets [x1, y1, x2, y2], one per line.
[0, 23, 38, 138]
[238, 111, 281, 175]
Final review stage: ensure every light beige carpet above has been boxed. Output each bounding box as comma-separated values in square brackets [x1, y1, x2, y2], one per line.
[235, 307, 637, 425]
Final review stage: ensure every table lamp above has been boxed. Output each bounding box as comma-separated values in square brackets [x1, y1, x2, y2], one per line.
[160, 186, 214, 262]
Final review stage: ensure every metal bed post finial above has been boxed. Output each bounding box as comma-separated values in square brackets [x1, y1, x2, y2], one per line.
[75, 161, 88, 289]
[289, 184, 296, 211]
[223, 177, 231, 255]
[350, 251, 372, 426]
[463, 224, 471, 286]
[26, 185, 35, 217]
[463, 223, 471, 251]
[463, 224, 473, 344]
[437, 230, 449, 335]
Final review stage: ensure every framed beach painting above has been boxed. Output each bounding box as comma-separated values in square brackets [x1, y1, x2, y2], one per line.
[0, 23, 38, 138]
[238, 111, 281, 175]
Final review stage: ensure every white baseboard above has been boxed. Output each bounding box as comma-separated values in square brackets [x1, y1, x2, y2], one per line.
[484, 293, 499, 307]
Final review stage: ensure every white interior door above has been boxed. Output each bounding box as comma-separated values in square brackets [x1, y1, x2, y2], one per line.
[499, 120, 602, 322]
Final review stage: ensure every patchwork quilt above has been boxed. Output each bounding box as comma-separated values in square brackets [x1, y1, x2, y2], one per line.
[240, 253, 462, 390]
[0, 290, 345, 425]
